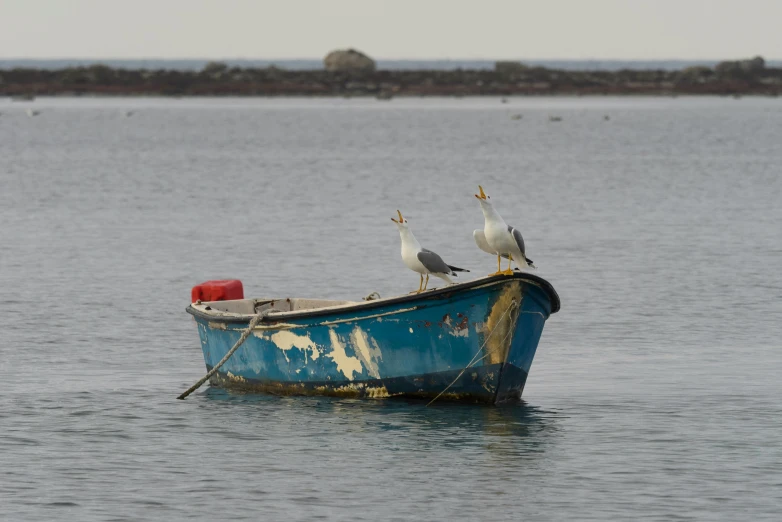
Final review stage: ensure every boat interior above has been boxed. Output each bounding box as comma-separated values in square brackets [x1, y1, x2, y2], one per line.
[188, 274, 561, 320]
[195, 298, 362, 316]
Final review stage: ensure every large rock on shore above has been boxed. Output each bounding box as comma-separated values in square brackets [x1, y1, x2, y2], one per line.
[324, 49, 375, 72]
[495, 61, 528, 74]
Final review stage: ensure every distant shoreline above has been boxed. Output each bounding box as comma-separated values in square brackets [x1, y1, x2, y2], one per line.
[2, 62, 781, 98]
[3, 58, 782, 71]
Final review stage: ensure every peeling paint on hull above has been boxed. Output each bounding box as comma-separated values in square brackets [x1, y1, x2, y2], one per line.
[187, 274, 558, 405]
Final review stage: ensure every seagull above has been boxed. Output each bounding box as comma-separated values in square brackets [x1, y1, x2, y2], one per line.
[391, 210, 469, 293]
[474, 185, 535, 276]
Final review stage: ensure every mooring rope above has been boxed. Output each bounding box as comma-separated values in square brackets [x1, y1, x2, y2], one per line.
[177, 309, 272, 400]
[426, 299, 519, 407]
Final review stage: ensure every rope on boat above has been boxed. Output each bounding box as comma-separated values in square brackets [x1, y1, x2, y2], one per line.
[426, 299, 519, 407]
[177, 309, 272, 400]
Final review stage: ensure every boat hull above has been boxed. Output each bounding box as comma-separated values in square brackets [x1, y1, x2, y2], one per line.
[188, 274, 558, 404]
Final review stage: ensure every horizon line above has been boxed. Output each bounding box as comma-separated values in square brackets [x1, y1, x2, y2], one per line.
[1, 56, 778, 62]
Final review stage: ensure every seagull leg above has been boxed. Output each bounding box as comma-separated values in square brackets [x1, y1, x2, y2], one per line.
[412, 274, 423, 294]
[503, 255, 515, 276]
[489, 255, 503, 276]
[423, 274, 430, 291]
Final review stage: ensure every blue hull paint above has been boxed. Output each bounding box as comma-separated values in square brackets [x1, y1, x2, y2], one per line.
[187, 274, 559, 404]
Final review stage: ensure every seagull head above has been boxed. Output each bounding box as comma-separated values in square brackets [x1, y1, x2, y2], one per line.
[475, 185, 492, 208]
[390, 210, 409, 230]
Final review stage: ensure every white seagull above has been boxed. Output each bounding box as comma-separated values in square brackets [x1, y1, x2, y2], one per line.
[391, 210, 469, 293]
[474, 185, 535, 275]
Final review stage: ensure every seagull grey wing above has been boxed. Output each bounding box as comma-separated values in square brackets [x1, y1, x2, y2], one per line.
[508, 226, 526, 256]
[509, 226, 535, 267]
[418, 249, 452, 275]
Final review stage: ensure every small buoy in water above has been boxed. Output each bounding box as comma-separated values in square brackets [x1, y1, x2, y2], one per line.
[549, 115, 562, 122]
[604, 115, 610, 121]
[124, 110, 135, 117]
[26, 109, 40, 117]
[501, 98, 508, 104]
[510, 114, 522, 120]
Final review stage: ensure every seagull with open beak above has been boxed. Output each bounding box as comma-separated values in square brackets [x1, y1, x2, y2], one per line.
[474, 185, 535, 275]
[391, 210, 469, 293]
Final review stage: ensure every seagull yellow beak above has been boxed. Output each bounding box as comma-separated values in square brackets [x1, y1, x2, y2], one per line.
[391, 209, 404, 223]
[475, 185, 487, 200]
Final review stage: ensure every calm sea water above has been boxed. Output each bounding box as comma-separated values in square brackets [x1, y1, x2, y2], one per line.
[1, 96, 781, 521]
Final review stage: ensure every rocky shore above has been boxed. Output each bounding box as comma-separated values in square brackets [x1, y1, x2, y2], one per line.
[2, 50, 780, 98]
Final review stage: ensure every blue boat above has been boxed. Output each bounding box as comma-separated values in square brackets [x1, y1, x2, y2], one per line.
[186, 273, 560, 404]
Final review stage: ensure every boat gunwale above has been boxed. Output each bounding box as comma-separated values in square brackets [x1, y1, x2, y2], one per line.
[186, 272, 560, 324]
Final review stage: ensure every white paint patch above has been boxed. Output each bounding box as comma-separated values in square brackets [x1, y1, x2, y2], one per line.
[350, 327, 383, 379]
[270, 331, 321, 363]
[225, 371, 246, 383]
[207, 322, 227, 330]
[327, 330, 363, 381]
[448, 327, 469, 338]
[409, 327, 414, 333]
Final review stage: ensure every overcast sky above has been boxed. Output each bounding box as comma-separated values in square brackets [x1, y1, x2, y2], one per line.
[0, 0, 779, 60]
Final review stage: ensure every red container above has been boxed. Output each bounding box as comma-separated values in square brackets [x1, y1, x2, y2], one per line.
[191, 280, 244, 303]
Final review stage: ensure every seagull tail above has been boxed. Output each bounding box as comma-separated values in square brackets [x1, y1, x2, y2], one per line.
[433, 272, 454, 285]
[512, 256, 536, 271]
[447, 265, 469, 276]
